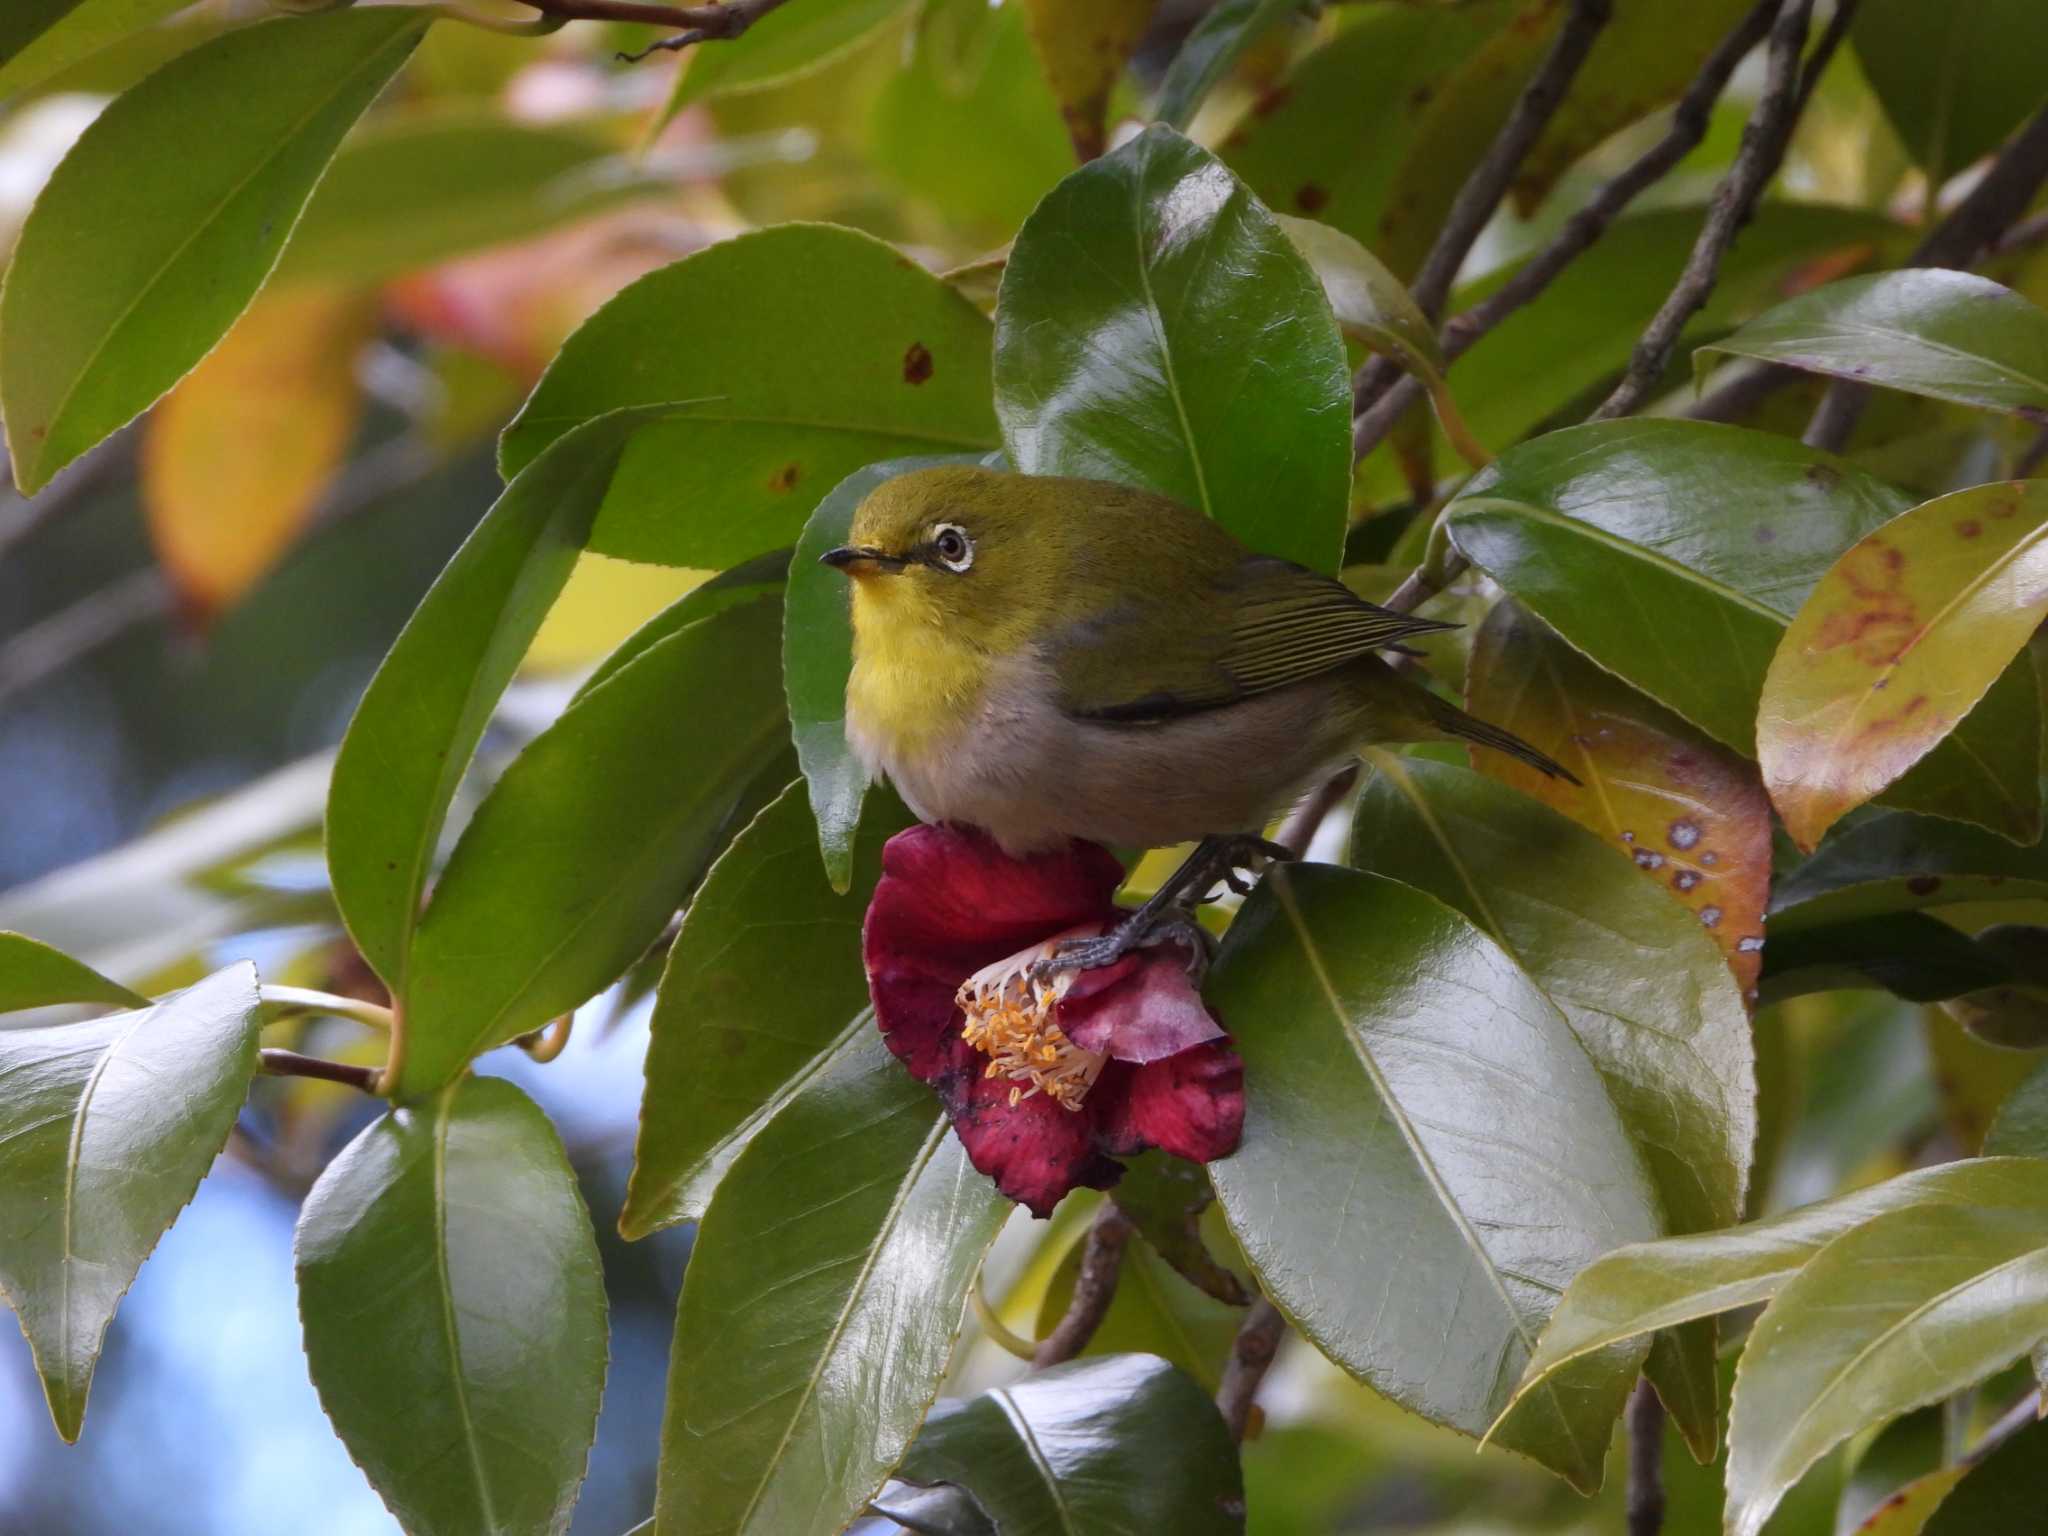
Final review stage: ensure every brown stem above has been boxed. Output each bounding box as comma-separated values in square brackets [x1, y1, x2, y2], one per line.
[2016, 423, 2048, 480]
[1592, 0, 1816, 421]
[1031, 1204, 1133, 1368]
[516, 0, 797, 61]
[259, 1048, 382, 1094]
[1215, 1297, 1285, 1440]
[1351, 0, 1613, 440]
[1805, 101, 2048, 450]
[1626, 1379, 1667, 1536]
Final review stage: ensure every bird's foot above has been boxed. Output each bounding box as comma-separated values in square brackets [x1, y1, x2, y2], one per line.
[1031, 906, 1218, 983]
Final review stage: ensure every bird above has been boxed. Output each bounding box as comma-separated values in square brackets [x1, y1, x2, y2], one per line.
[822, 464, 1575, 969]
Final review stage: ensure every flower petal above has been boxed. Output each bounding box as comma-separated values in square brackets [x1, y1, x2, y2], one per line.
[946, 1068, 1123, 1218]
[1062, 948, 1224, 1064]
[1100, 1041, 1245, 1165]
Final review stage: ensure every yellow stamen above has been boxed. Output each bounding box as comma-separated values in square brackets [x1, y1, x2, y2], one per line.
[955, 933, 1108, 1112]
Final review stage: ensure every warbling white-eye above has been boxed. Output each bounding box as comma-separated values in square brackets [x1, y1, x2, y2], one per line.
[823, 465, 1575, 969]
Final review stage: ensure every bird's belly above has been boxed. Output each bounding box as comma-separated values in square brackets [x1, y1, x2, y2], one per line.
[878, 664, 1353, 855]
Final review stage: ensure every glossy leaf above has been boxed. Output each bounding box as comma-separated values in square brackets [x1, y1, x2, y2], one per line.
[1761, 480, 2048, 849]
[328, 404, 693, 994]
[1443, 419, 2041, 843]
[1853, 0, 2048, 188]
[1700, 272, 2048, 424]
[1465, 601, 1774, 995]
[0, 1, 190, 96]
[141, 286, 372, 619]
[1770, 810, 2048, 932]
[663, 0, 909, 119]
[500, 225, 998, 569]
[897, 1354, 1245, 1535]
[1509, 1158, 2048, 1413]
[1276, 214, 1441, 376]
[0, 8, 427, 494]
[1349, 752, 1754, 1456]
[655, 1029, 1008, 1536]
[785, 456, 982, 891]
[1985, 1058, 2048, 1158]
[1155, 0, 1302, 132]
[621, 781, 909, 1235]
[1920, 1413, 2048, 1536]
[277, 112, 663, 284]
[1018, 0, 1153, 161]
[0, 963, 259, 1440]
[1726, 1201, 2048, 1536]
[1758, 911, 2018, 1008]
[397, 595, 789, 1098]
[1207, 864, 1662, 1490]
[0, 930, 147, 1012]
[297, 1075, 607, 1536]
[1108, 1154, 1250, 1307]
[994, 125, 1350, 573]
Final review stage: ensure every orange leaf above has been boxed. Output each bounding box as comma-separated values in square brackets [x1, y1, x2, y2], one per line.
[1020, 0, 1156, 161]
[142, 286, 374, 620]
[1760, 480, 2048, 852]
[1466, 599, 1773, 1000]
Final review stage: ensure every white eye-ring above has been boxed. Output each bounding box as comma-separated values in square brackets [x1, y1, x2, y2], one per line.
[932, 523, 974, 572]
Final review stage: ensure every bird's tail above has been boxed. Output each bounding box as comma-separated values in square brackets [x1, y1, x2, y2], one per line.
[1419, 691, 1583, 786]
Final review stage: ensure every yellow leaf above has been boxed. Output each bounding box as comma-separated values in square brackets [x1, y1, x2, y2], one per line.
[1020, 0, 1157, 161]
[523, 554, 709, 673]
[141, 286, 373, 620]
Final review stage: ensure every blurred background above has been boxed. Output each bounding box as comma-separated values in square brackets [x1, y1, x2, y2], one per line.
[1, 1, 2040, 1532]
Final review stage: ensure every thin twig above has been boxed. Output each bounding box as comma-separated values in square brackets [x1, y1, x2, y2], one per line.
[1352, 0, 1781, 465]
[2016, 423, 2048, 480]
[258, 1048, 382, 1094]
[1592, 0, 1816, 421]
[1215, 1297, 1285, 1440]
[1276, 764, 1358, 856]
[1031, 1204, 1133, 1368]
[513, 0, 796, 61]
[1351, 0, 1613, 442]
[1961, 1388, 2044, 1468]
[1805, 101, 2048, 449]
[0, 427, 135, 562]
[1626, 1379, 1667, 1536]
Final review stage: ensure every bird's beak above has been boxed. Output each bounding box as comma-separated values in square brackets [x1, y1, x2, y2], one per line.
[820, 546, 907, 576]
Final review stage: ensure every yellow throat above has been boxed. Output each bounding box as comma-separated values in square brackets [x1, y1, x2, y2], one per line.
[845, 571, 994, 763]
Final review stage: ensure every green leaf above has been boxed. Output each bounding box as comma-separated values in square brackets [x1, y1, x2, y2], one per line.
[296, 1075, 607, 1536]
[396, 595, 789, 1099]
[0, 0, 190, 99]
[1035, 1225, 1246, 1393]
[897, 1354, 1246, 1535]
[620, 780, 909, 1236]
[1852, 0, 2048, 188]
[1509, 1158, 2048, 1416]
[0, 963, 259, 1440]
[1206, 863, 1662, 1490]
[995, 124, 1351, 573]
[1108, 1154, 1251, 1307]
[1726, 1201, 2048, 1536]
[1155, 0, 1303, 132]
[328, 404, 692, 995]
[1854, 1463, 1971, 1536]
[1276, 214, 1441, 375]
[1770, 811, 2048, 933]
[654, 1029, 1008, 1536]
[784, 455, 982, 888]
[0, 931, 147, 1012]
[1986, 1059, 2048, 1157]
[1758, 911, 2017, 1007]
[1921, 1413, 2048, 1536]
[499, 225, 999, 569]
[275, 111, 664, 285]
[1443, 419, 2041, 844]
[1700, 272, 2048, 424]
[1761, 480, 2048, 849]
[661, 0, 909, 120]
[1349, 753, 1756, 1461]
[0, 8, 427, 494]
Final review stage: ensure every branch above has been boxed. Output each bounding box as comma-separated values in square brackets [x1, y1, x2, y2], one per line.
[1963, 1388, 2044, 1468]
[1626, 1379, 1667, 1536]
[258, 1048, 382, 1094]
[1591, 0, 1817, 421]
[1031, 1204, 1133, 1368]
[1805, 100, 2048, 449]
[1351, 0, 1780, 465]
[1351, 0, 1613, 437]
[514, 0, 797, 61]
[1215, 1297, 1285, 1440]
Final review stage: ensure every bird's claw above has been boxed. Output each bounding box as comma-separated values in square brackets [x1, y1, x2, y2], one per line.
[1029, 908, 1217, 984]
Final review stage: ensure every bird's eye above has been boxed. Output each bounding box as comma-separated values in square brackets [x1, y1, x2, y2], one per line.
[932, 523, 974, 571]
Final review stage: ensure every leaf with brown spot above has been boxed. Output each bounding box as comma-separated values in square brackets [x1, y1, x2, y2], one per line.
[1760, 481, 2048, 851]
[1019, 0, 1156, 161]
[141, 286, 373, 621]
[1466, 600, 1773, 997]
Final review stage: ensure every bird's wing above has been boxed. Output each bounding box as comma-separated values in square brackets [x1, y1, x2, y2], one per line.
[1052, 556, 1458, 722]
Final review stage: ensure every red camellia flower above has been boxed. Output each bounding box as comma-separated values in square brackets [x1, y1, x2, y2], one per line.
[862, 823, 1244, 1217]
